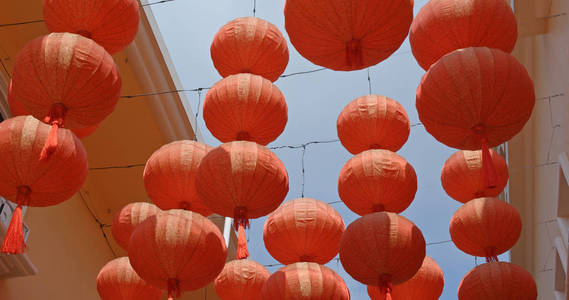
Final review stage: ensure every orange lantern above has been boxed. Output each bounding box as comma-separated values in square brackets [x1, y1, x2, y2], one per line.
[128, 210, 227, 300]
[337, 95, 410, 154]
[203, 74, 288, 145]
[410, 0, 517, 70]
[260, 262, 350, 300]
[97, 257, 162, 300]
[338, 149, 417, 215]
[263, 198, 345, 265]
[143, 141, 213, 215]
[211, 17, 289, 82]
[441, 149, 509, 203]
[43, 0, 140, 54]
[214, 259, 270, 300]
[458, 262, 537, 300]
[0, 116, 88, 253]
[196, 141, 289, 259]
[111, 202, 161, 250]
[450, 197, 522, 262]
[9, 33, 121, 160]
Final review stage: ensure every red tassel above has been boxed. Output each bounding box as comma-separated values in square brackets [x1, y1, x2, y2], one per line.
[236, 223, 249, 259]
[40, 103, 67, 161]
[485, 247, 499, 263]
[481, 137, 498, 189]
[167, 278, 180, 300]
[1, 188, 30, 254]
[346, 39, 363, 68]
[378, 280, 393, 300]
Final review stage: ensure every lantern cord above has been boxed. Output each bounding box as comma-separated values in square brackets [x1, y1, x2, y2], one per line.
[279, 67, 327, 78]
[480, 137, 498, 188]
[0, 19, 44, 28]
[78, 190, 117, 257]
[367, 68, 372, 95]
[301, 145, 306, 198]
[195, 89, 202, 120]
[140, 0, 175, 7]
[253, 0, 257, 17]
[1, 187, 30, 254]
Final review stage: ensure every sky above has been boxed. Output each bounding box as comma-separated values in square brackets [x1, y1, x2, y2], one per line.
[149, 1, 507, 299]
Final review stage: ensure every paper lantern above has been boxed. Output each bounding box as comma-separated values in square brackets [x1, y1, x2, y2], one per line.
[284, 0, 414, 71]
[111, 202, 161, 250]
[338, 149, 417, 215]
[441, 149, 509, 203]
[450, 197, 522, 262]
[203, 74, 288, 145]
[9, 33, 121, 159]
[97, 257, 162, 300]
[128, 210, 227, 300]
[214, 259, 270, 300]
[211, 17, 289, 82]
[260, 262, 350, 300]
[143, 140, 213, 215]
[0, 116, 88, 253]
[337, 95, 410, 154]
[43, 0, 140, 54]
[410, 0, 517, 70]
[458, 262, 537, 300]
[263, 198, 344, 265]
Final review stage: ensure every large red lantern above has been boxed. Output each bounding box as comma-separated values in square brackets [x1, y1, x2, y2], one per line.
[111, 202, 161, 250]
[96, 257, 162, 300]
[214, 259, 270, 300]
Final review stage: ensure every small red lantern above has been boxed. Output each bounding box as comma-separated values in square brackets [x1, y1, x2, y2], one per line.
[459, 262, 537, 300]
[97, 257, 162, 300]
[111, 202, 161, 250]
[214, 259, 270, 300]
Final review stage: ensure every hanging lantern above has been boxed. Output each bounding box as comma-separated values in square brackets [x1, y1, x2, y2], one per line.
[337, 95, 410, 154]
[211, 17, 289, 82]
[9, 33, 121, 160]
[196, 141, 289, 259]
[441, 149, 509, 203]
[260, 262, 351, 300]
[450, 197, 522, 262]
[458, 262, 537, 300]
[338, 149, 417, 215]
[43, 0, 140, 54]
[97, 257, 162, 300]
[128, 210, 227, 300]
[410, 0, 517, 70]
[214, 259, 270, 300]
[368, 256, 444, 300]
[203, 74, 288, 145]
[111, 202, 161, 250]
[143, 140, 213, 215]
[284, 0, 414, 71]
[0, 116, 88, 253]
[263, 198, 345, 265]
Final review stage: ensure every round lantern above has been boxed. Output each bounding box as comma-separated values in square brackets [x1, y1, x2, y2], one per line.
[211, 17, 289, 82]
[43, 0, 140, 54]
[128, 210, 227, 300]
[458, 262, 537, 300]
[9, 33, 121, 160]
[284, 0, 414, 71]
[143, 140, 213, 215]
[450, 197, 522, 262]
[260, 262, 350, 300]
[337, 95, 410, 154]
[203, 74, 288, 145]
[97, 257, 162, 300]
[0, 116, 88, 253]
[263, 198, 345, 265]
[111, 202, 161, 250]
[410, 0, 517, 70]
[196, 141, 289, 259]
[338, 149, 417, 215]
[214, 259, 270, 300]
[441, 149, 509, 203]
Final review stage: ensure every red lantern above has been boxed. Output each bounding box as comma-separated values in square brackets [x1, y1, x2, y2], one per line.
[143, 140, 213, 215]
[441, 149, 509, 203]
[196, 141, 289, 259]
[263, 198, 345, 265]
[337, 95, 410, 154]
[458, 262, 537, 300]
[450, 197, 521, 262]
[284, 0, 414, 71]
[97, 257, 162, 300]
[111, 202, 161, 250]
[260, 262, 350, 300]
[410, 0, 517, 70]
[9, 33, 121, 160]
[338, 149, 417, 215]
[43, 0, 140, 54]
[128, 210, 227, 300]
[0, 116, 88, 253]
[203, 74, 288, 145]
[211, 17, 289, 82]
[214, 259, 270, 300]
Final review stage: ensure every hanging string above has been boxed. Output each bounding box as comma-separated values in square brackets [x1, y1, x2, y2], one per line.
[300, 145, 306, 198]
[367, 68, 372, 95]
[253, 0, 257, 17]
[78, 190, 117, 258]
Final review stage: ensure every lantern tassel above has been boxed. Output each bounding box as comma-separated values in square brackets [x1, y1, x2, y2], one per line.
[1, 188, 30, 254]
[481, 137, 498, 189]
[40, 103, 67, 161]
[167, 278, 180, 300]
[379, 281, 393, 300]
[485, 247, 499, 263]
[236, 222, 249, 259]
